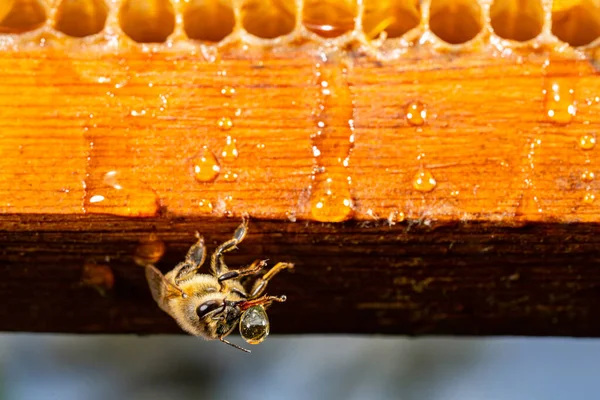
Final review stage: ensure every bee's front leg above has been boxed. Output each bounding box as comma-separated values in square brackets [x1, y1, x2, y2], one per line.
[173, 234, 207, 284]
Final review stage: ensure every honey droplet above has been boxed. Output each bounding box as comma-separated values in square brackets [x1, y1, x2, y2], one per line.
[413, 168, 437, 192]
[583, 192, 595, 204]
[222, 170, 239, 182]
[84, 170, 159, 217]
[387, 210, 405, 225]
[198, 199, 213, 213]
[406, 102, 427, 126]
[79, 264, 114, 297]
[309, 177, 353, 223]
[133, 233, 166, 267]
[544, 81, 576, 125]
[581, 170, 595, 182]
[192, 147, 220, 183]
[579, 135, 596, 150]
[221, 86, 235, 97]
[218, 117, 233, 131]
[103, 170, 123, 190]
[221, 136, 239, 161]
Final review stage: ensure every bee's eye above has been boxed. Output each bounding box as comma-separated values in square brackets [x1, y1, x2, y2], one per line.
[239, 306, 269, 345]
[196, 300, 223, 318]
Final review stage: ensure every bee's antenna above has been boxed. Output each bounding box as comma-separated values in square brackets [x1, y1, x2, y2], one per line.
[220, 337, 251, 353]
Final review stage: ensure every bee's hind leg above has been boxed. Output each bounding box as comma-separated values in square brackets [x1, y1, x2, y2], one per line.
[248, 262, 294, 298]
[218, 259, 267, 283]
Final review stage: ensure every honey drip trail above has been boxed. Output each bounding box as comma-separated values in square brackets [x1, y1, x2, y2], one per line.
[308, 58, 355, 222]
[81, 86, 160, 216]
[83, 114, 159, 216]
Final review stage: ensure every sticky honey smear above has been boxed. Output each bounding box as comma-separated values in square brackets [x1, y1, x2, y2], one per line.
[429, 0, 483, 44]
[54, 0, 109, 38]
[490, 0, 544, 42]
[241, 0, 297, 39]
[302, 0, 358, 38]
[183, 0, 235, 42]
[0, 0, 46, 34]
[119, 0, 175, 43]
[362, 0, 421, 40]
[552, 0, 600, 47]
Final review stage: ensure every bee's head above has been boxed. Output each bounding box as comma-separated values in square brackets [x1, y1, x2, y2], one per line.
[195, 298, 241, 338]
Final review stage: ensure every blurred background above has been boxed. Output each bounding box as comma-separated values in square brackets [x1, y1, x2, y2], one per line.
[0, 334, 598, 400]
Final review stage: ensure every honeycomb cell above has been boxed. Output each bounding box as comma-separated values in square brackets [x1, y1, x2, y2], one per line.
[490, 0, 543, 41]
[242, 0, 297, 39]
[362, 0, 421, 39]
[0, 0, 47, 34]
[429, 0, 483, 44]
[55, 0, 108, 38]
[183, 0, 235, 42]
[552, 0, 600, 47]
[302, 0, 358, 38]
[119, 0, 175, 43]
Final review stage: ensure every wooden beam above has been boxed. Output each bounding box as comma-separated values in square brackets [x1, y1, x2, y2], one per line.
[2, 215, 600, 336]
[1, 0, 600, 336]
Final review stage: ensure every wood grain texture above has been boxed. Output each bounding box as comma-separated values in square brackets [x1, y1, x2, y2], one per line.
[1, 39, 600, 335]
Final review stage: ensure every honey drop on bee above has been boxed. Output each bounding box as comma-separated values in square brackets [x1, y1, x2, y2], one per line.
[239, 305, 270, 345]
[192, 147, 220, 182]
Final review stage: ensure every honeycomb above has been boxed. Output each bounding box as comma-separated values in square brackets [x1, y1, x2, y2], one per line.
[0, 0, 597, 52]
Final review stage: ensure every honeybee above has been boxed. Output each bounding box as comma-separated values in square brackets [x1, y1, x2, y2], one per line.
[145, 218, 293, 353]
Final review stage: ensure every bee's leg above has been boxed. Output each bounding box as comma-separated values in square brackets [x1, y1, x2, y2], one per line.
[173, 234, 207, 284]
[210, 218, 249, 276]
[238, 294, 287, 310]
[220, 337, 251, 353]
[218, 259, 267, 283]
[248, 262, 294, 298]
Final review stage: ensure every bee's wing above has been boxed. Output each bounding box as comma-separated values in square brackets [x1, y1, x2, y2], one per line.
[145, 264, 180, 314]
